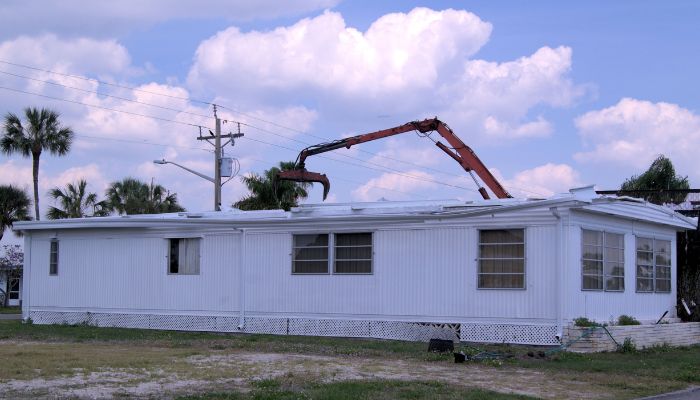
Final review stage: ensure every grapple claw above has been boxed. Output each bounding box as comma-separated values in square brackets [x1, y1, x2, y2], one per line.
[277, 169, 331, 200]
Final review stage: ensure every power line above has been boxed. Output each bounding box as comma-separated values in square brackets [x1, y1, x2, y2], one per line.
[75, 133, 212, 153]
[0, 59, 213, 106]
[0, 85, 210, 129]
[0, 69, 212, 120]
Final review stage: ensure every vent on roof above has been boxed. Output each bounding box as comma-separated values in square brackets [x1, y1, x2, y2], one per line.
[570, 185, 597, 202]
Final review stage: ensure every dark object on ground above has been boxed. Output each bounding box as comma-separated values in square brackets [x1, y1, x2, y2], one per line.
[454, 352, 466, 363]
[428, 338, 454, 353]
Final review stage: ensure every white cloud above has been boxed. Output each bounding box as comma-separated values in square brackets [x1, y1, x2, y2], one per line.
[494, 163, 582, 198]
[0, 0, 339, 39]
[574, 98, 700, 181]
[188, 8, 492, 96]
[441, 46, 583, 140]
[351, 170, 437, 201]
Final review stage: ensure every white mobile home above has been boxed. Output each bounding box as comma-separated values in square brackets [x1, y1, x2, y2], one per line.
[14, 187, 697, 345]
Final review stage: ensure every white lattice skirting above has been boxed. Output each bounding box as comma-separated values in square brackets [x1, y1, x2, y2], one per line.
[27, 311, 560, 345]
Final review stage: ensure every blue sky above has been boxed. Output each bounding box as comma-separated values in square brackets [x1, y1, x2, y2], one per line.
[1, 1, 699, 244]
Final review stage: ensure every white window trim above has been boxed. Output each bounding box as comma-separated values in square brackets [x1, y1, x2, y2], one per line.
[476, 228, 527, 290]
[166, 237, 202, 276]
[49, 239, 59, 276]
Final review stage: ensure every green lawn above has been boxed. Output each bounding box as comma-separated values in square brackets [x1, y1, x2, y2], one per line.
[0, 306, 20, 314]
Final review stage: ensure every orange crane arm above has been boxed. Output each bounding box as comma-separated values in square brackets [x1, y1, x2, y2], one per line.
[277, 117, 512, 200]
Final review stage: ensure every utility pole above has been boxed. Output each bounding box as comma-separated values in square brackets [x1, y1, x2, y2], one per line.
[194, 104, 244, 211]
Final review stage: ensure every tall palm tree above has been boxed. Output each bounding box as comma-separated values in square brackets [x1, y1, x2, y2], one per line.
[1, 107, 74, 220]
[234, 161, 311, 211]
[47, 179, 109, 219]
[106, 177, 185, 215]
[0, 185, 31, 241]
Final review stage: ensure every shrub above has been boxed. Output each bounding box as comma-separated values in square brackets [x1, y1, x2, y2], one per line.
[573, 317, 600, 327]
[617, 315, 641, 326]
[619, 337, 637, 353]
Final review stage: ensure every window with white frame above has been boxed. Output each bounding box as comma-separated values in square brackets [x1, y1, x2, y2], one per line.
[292, 233, 373, 274]
[334, 233, 372, 274]
[478, 229, 525, 289]
[636, 237, 671, 293]
[168, 238, 201, 275]
[49, 239, 59, 275]
[292, 234, 329, 274]
[581, 230, 624, 291]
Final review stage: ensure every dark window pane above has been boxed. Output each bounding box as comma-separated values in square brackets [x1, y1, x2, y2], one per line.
[636, 237, 652, 252]
[605, 232, 624, 248]
[582, 230, 603, 246]
[480, 229, 524, 244]
[636, 265, 654, 278]
[636, 251, 652, 264]
[656, 266, 671, 279]
[655, 279, 671, 293]
[606, 277, 624, 291]
[636, 278, 654, 292]
[654, 240, 671, 255]
[335, 260, 371, 274]
[169, 239, 179, 274]
[605, 262, 624, 277]
[335, 246, 371, 260]
[294, 234, 328, 247]
[605, 247, 624, 263]
[335, 233, 371, 246]
[480, 259, 524, 274]
[582, 245, 603, 260]
[583, 275, 603, 290]
[479, 274, 524, 289]
[480, 243, 524, 258]
[583, 260, 603, 275]
[293, 247, 328, 261]
[655, 253, 671, 266]
[293, 260, 328, 274]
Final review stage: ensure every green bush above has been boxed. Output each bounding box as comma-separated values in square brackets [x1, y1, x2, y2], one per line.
[617, 315, 641, 326]
[619, 337, 637, 353]
[573, 317, 600, 327]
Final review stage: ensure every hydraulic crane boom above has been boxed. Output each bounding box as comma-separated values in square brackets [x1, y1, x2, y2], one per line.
[277, 118, 512, 200]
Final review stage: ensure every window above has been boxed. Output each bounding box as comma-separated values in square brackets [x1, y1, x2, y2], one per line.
[49, 239, 59, 275]
[293, 234, 329, 274]
[334, 233, 372, 274]
[636, 237, 671, 293]
[581, 230, 624, 291]
[168, 238, 201, 275]
[292, 233, 373, 274]
[478, 229, 525, 289]
[8, 278, 19, 300]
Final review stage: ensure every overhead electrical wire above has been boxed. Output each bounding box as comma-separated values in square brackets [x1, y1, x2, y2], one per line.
[0, 59, 546, 197]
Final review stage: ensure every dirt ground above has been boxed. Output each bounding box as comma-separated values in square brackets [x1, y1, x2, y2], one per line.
[0, 342, 636, 399]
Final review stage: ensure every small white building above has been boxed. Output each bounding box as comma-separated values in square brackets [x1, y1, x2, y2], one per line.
[14, 186, 697, 345]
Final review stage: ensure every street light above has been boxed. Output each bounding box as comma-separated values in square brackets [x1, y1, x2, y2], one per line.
[153, 159, 219, 210]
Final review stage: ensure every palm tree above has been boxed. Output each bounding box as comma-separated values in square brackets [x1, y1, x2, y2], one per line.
[620, 155, 690, 204]
[106, 177, 185, 215]
[47, 179, 110, 219]
[1, 107, 74, 220]
[234, 161, 311, 211]
[0, 185, 31, 242]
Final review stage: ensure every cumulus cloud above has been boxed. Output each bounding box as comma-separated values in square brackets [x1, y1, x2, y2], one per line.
[497, 163, 582, 198]
[0, 0, 339, 39]
[574, 98, 700, 180]
[188, 8, 492, 96]
[351, 170, 437, 201]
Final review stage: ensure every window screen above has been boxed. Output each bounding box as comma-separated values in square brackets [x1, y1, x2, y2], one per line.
[292, 234, 329, 274]
[49, 239, 59, 275]
[636, 237, 671, 293]
[478, 229, 525, 289]
[582, 230, 624, 291]
[8, 278, 19, 300]
[334, 233, 372, 274]
[169, 238, 201, 275]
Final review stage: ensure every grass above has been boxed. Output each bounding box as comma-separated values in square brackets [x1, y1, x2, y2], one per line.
[0, 306, 20, 314]
[0, 320, 698, 399]
[177, 380, 535, 400]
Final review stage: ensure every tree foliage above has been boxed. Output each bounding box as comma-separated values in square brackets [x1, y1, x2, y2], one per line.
[620, 155, 690, 204]
[1, 107, 74, 220]
[0, 244, 23, 307]
[106, 177, 185, 215]
[234, 161, 311, 211]
[0, 185, 31, 242]
[47, 179, 109, 219]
